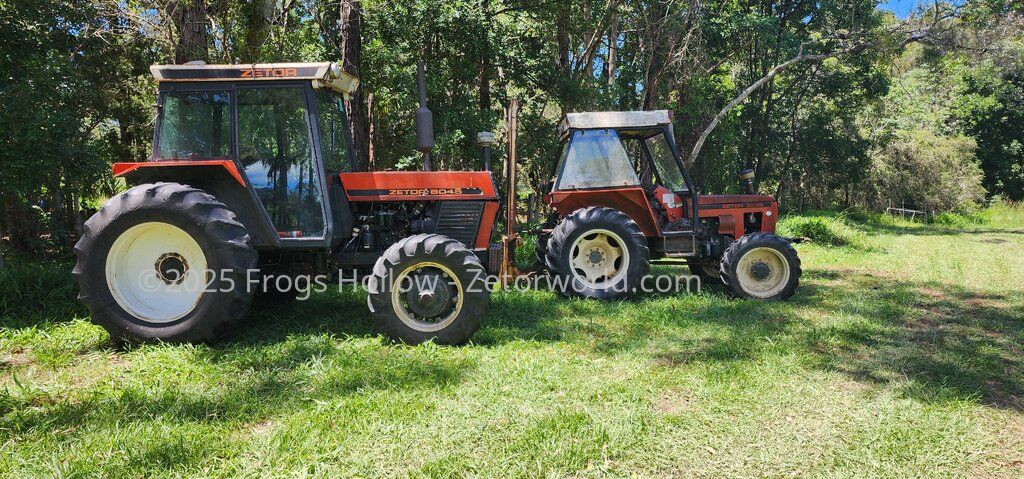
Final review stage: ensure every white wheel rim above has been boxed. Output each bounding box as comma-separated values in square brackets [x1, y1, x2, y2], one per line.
[105, 222, 208, 323]
[391, 261, 464, 333]
[736, 246, 790, 299]
[569, 228, 630, 290]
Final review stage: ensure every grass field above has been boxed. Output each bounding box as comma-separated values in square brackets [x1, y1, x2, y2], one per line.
[2, 206, 1023, 478]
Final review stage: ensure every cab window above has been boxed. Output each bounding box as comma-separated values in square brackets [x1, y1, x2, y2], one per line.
[155, 91, 231, 160]
[237, 87, 326, 239]
[555, 130, 640, 190]
[644, 133, 688, 193]
[315, 90, 353, 172]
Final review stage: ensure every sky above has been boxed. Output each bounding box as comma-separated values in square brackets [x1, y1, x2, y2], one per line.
[880, 0, 921, 18]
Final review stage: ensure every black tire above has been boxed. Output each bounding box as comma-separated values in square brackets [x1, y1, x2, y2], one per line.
[366, 234, 489, 345]
[73, 183, 257, 344]
[720, 232, 801, 300]
[545, 207, 650, 299]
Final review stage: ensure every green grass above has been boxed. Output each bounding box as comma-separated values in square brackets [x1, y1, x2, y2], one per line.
[3, 205, 1024, 478]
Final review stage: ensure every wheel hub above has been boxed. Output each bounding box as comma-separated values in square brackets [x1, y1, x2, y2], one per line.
[402, 270, 455, 321]
[750, 261, 771, 280]
[105, 222, 208, 323]
[155, 253, 189, 285]
[735, 246, 791, 299]
[570, 230, 628, 289]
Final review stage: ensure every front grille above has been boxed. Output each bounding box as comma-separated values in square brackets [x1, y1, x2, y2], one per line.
[436, 201, 485, 246]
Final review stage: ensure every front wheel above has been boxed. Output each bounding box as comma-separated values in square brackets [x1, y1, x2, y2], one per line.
[720, 233, 801, 300]
[366, 234, 489, 345]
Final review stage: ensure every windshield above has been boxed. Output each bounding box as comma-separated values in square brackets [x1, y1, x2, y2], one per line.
[645, 133, 687, 192]
[555, 130, 640, 190]
[155, 91, 231, 160]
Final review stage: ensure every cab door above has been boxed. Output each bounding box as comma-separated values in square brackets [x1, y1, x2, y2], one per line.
[236, 85, 330, 243]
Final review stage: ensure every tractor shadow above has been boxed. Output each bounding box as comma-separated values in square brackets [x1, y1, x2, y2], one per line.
[486, 263, 1024, 411]
[800, 269, 1024, 410]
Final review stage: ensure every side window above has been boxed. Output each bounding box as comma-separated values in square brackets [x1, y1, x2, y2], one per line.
[315, 90, 353, 172]
[237, 87, 326, 239]
[155, 91, 231, 160]
[555, 130, 640, 190]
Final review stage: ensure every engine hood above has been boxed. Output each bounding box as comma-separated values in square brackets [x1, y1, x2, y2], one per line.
[697, 194, 777, 208]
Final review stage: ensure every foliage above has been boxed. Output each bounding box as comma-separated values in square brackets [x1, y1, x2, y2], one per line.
[0, 258, 82, 325]
[868, 129, 986, 212]
[1, 0, 1023, 257]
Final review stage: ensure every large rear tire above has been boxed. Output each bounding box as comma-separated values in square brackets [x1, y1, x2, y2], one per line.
[73, 183, 257, 344]
[720, 233, 801, 300]
[545, 207, 649, 299]
[366, 234, 489, 345]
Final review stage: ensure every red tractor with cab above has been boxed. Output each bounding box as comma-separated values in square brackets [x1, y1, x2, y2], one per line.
[534, 110, 801, 301]
[75, 62, 497, 345]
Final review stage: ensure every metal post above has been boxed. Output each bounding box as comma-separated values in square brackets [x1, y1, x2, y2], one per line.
[501, 99, 520, 284]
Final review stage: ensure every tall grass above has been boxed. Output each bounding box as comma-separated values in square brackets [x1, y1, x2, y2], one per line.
[0, 257, 82, 324]
[777, 213, 868, 247]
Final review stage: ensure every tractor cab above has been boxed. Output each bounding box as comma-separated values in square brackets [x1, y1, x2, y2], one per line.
[545, 111, 700, 256]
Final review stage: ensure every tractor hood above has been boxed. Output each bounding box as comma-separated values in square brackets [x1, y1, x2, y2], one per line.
[697, 194, 777, 209]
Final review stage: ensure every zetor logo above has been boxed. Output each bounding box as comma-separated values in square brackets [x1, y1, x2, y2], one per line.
[389, 188, 462, 196]
[241, 67, 298, 78]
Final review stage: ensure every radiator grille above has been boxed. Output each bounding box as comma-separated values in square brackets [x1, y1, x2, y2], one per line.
[436, 201, 485, 246]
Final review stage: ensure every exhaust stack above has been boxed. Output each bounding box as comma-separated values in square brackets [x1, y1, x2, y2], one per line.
[739, 168, 756, 195]
[415, 61, 435, 171]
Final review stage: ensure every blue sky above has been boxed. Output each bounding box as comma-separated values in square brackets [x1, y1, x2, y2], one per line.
[880, 0, 920, 18]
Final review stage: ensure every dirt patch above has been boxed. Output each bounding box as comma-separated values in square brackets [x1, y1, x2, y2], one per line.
[653, 389, 696, 415]
[1, 348, 32, 368]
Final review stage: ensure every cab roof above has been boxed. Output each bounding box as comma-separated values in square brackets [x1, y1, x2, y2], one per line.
[149, 61, 359, 95]
[558, 110, 671, 138]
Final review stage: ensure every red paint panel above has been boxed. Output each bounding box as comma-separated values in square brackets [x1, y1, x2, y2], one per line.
[340, 171, 498, 202]
[475, 201, 500, 249]
[113, 160, 245, 186]
[548, 187, 660, 237]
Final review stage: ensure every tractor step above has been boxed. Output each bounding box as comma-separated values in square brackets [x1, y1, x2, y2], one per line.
[659, 230, 697, 257]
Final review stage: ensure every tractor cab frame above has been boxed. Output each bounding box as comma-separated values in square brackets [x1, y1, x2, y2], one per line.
[548, 110, 701, 257]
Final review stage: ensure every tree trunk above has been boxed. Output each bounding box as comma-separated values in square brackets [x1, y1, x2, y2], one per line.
[168, 0, 209, 64]
[556, 6, 570, 76]
[339, 0, 368, 170]
[240, 0, 275, 63]
[479, 0, 492, 110]
[606, 12, 617, 86]
[366, 91, 376, 169]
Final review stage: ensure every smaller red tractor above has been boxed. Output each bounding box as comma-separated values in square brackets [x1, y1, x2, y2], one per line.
[533, 111, 801, 300]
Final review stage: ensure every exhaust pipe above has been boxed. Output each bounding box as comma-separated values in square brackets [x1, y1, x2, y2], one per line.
[415, 61, 434, 171]
[739, 168, 756, 195]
